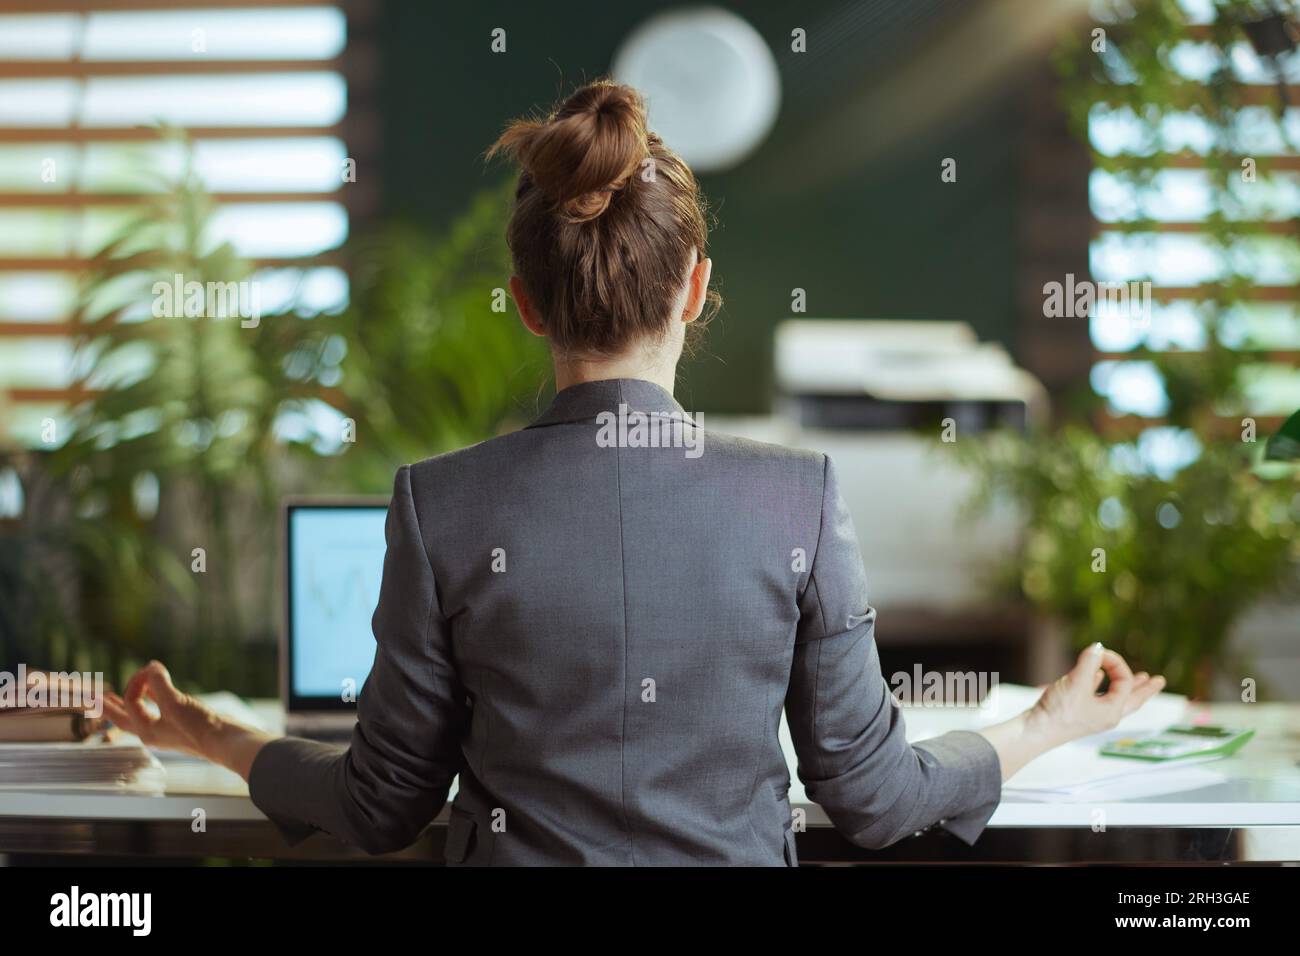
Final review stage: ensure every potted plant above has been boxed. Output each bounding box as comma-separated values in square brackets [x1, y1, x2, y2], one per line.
[960, 0, 1299, 697]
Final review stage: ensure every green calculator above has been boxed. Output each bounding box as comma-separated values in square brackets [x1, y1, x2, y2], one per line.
[1100, 724, 1255, 762]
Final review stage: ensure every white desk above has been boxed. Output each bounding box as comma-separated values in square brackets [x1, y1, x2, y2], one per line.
[2, 700, 1298, 862]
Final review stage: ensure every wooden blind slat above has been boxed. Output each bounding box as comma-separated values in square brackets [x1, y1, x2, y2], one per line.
[0, 0, 337, 12]
[1152, 285, 1297, 303]
[0, 122, 375, 146]
[1095, 220, 1298, 234]
[1099, 414, 1287, 439]
[0, 191, 348, 206]
[0, 253, 343, 271]
[5, 385, 348, 404]
[0, 59, 344, 79]
[1097, 350, 1300, 363]
[1103, 153, 1300, 171]
[1094, 85, 1290, 108]
[0, 44, 375, 91]
[0, 323, 79, 337]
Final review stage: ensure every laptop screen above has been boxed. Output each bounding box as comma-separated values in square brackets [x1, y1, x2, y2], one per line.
[286, 503, 389, 709]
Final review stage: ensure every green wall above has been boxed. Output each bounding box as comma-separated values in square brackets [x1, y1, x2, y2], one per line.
[377, 0, 1020, 413]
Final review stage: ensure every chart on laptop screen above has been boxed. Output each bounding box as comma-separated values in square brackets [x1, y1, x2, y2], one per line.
[289, 507, 389, 699]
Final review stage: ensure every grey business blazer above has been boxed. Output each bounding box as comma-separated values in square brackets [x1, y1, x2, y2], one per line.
[250, 378, 1002, 864]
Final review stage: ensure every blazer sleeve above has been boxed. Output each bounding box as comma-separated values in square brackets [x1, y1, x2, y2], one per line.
[785, 455, 1003, 848]
[248, 465, 470, 854]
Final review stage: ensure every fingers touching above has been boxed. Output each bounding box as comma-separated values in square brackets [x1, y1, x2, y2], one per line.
[104, 661, 184, 743]
[1062, 643, 1167, 730]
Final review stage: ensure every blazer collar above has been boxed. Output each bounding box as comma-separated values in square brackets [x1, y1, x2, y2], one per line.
[526, 378, 694, 429]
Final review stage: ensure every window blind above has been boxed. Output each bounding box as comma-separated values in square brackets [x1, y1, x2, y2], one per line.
[0, 0, 372, 447]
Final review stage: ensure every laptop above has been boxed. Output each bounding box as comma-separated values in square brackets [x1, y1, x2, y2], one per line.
[281, 498, 389, 740]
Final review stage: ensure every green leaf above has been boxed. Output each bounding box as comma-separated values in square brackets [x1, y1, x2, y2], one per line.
[1263, 409, 1300, 462]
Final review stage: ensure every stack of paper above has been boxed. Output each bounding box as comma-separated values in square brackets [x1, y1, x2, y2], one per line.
[970, 686, 1229, 800]
[941, 683, 1230, 801]
[0, 739, 165, 793]
[1001, 744, 1226, 801]
[784, 682, 1218, 804]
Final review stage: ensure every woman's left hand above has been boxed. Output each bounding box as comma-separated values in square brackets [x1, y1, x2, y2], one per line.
[103, 660, 221, 758]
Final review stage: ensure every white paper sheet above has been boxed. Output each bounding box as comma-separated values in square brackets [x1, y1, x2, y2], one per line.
[780, 683, 1200, 804]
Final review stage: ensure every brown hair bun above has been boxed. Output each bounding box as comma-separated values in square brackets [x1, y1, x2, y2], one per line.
[490, 81, 649, 223]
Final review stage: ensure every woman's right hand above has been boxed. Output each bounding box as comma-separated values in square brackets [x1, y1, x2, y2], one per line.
[1027, 643, 1166, 749]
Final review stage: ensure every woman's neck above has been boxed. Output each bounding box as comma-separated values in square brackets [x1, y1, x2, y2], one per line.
[552, 344, 679, 396]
